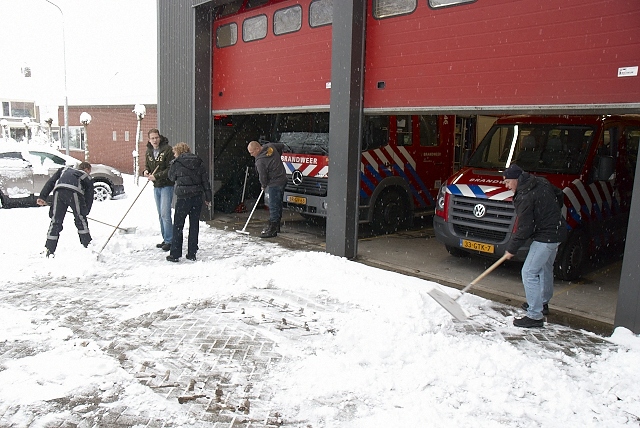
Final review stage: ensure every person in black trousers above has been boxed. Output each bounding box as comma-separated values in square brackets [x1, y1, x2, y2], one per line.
[36, 162, 94, 257]
[166, 142, 212, 262]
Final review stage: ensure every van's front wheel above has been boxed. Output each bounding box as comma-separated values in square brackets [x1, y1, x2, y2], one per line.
[371, 189, 407, 235]
[554, 230, 585, 281]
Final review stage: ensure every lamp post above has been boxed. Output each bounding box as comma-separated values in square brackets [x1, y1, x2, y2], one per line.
[0, 119, 8, 142]
[45, 118, 54, 145]
[45, 0, 70, 156]
[22, 117, 31, 144]
[133, 104, 146, 185]
[80, 112, 92, 161]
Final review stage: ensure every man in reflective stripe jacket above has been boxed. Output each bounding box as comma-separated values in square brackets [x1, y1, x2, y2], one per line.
[36, 162, 94, 257]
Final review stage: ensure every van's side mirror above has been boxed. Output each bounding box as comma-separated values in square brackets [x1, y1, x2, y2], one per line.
[593, 155, 615, 181]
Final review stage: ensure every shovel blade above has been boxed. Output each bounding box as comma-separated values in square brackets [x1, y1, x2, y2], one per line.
[236, 229, 250, 235]
[428, 288, 468, 321]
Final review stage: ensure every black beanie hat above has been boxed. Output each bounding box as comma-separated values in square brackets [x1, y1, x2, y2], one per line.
[503, 164, 524, 179]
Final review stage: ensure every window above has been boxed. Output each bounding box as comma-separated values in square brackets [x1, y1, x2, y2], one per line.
[429, 0, 476, 9]
[274, 5, 302, 36]
[419, 115, 439, 147]
[310, 0, 332, 27]
[112, 131, 117, 141]
[373, 0, 416, 19]
[397, 116, 413, 146]
[1, 101, 36, 118]
[243, 15, 268, 42]
[125, 131, 130, 142]
[28, 151, 67, 167]
[61, 126, 85, 151]
[10, 101, 35, 118]
[217, 23, 238, 48]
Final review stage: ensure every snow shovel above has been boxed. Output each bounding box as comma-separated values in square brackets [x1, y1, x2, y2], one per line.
[68, 210, 136, 234]
[95, 166, 158, 261]
[236, 188, 264, 235]
[428, 254, 509, 321]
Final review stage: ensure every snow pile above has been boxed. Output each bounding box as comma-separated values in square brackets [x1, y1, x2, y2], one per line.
[1, 174, 639, 426]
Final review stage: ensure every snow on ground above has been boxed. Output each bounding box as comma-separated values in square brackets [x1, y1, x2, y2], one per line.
[1, 174, 640, 427]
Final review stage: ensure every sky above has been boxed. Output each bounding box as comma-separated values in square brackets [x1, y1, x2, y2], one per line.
[0, 0, 157, 111]
[2, 166, 640, 426]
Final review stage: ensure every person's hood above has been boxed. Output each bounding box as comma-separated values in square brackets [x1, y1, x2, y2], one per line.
[175, 152, 202, 169]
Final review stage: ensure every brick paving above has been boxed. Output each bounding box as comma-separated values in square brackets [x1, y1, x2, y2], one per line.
[0, 274, 617, 427]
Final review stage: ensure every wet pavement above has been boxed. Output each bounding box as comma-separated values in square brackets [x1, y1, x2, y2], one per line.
[209, 207, 622, 336]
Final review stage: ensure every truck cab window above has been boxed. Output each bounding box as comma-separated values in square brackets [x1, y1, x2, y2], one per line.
[396, 116, 412, 146]
[419, 115, 439, 147]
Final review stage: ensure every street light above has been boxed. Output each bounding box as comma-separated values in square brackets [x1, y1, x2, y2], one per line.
[80, 112, 92, 161]
[22, 117, 31, 144]
[0, 119, 8, 142]
[45, 118, 54, 145]
[133, 104, 146, 185]
[45, 0, 70, 156]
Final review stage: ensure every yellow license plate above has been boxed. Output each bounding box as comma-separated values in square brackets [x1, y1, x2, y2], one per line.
[461, 239, 494, 254]
[287, 196, 307, 205]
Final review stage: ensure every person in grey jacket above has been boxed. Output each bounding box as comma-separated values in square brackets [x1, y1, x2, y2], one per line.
[247, 140, 287, 238]
[166, 142, 212, 262]
[503, 164, 567, 328]
[36, 162, 94, 257]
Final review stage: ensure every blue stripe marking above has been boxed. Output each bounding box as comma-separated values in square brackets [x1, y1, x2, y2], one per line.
[391, 164, 428, 208]
[405, 163, 435, 206]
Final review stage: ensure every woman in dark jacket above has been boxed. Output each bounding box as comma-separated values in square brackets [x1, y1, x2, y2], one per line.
[166, 142, 212, 262]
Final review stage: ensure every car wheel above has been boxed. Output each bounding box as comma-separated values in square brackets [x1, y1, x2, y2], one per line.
[93, 181, 112, 202]
[554, 229, 585, 281]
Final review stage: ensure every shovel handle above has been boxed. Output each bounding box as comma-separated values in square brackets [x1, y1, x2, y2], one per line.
[238, 188, 264, 232]
[459, 254, 509, 295]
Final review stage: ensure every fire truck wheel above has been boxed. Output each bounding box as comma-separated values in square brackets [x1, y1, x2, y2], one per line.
[371, 189, 407, 235]
[554, 229, 585, 281]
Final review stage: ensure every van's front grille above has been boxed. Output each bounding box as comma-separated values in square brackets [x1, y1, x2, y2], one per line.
[449, 195, 515, 243]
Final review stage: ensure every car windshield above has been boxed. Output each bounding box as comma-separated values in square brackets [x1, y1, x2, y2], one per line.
[467, 123, 596, 175]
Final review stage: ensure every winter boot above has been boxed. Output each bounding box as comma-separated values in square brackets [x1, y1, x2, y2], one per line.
[260, 221, 278, 238]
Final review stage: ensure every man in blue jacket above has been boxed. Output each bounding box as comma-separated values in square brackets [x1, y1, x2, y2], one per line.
[37, 162, 94, 257]
[503, 164, 567, 328]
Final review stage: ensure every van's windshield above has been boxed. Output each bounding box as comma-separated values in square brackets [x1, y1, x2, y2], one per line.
[467, 123, 596, 175]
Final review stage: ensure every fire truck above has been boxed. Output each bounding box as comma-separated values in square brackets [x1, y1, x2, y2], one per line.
[211, 0, 640, 239]
[276, 113, 461, 233]
[433, 115, 640, 280]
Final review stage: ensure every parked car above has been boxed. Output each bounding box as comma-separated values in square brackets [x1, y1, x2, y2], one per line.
[0, 144, 125, 208]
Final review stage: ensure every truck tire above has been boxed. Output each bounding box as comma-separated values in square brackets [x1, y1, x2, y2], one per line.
[93, 181, 112, 202]
[554, 229, 585, 281]
[371, 189, 407, 235]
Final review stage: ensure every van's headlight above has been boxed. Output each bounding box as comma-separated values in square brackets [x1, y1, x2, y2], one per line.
[110, 168, 122, 177]
[437, 186, 446, 210]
